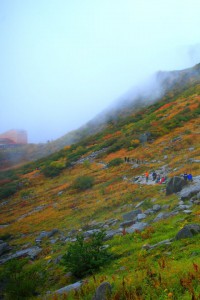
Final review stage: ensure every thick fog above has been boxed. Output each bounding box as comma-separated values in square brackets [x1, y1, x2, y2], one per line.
[1, 0, 200, 143]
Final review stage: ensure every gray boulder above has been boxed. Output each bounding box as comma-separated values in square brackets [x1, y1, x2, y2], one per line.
[92, 282, 112, 300]
[166, 176, 187, 195]
[175, 224, 200, 240]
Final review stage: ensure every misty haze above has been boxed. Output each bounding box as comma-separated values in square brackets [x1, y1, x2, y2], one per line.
[1, 0, 200, 143]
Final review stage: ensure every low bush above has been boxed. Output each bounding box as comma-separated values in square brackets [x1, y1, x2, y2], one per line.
[72, 175, 94, 191]
[108, 158, 124, 167]
[42, 161, 64, 178]
[0, 182, 18, 199]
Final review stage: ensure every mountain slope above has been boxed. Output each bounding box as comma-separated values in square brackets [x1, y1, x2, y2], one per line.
[0, 63, 200, 299]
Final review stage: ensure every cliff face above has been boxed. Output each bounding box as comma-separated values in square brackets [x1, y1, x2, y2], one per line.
[0, 130, 27, 144]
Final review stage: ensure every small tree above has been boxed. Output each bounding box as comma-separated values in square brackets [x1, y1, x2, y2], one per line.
[61, 231, 112, 278]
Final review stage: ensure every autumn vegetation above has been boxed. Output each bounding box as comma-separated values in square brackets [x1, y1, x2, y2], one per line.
[0, 65, 200, 299]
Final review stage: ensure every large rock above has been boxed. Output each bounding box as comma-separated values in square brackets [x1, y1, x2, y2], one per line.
[92, 282, 112, 300]
[122, 209, 142, 221]
[175, 224, 200, 240]
[166, 176, 187, 195]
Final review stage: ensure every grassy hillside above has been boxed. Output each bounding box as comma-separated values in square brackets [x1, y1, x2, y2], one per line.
[0, 64, 200, 299]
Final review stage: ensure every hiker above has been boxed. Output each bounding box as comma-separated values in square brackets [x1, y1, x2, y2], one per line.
[145, 171, 149, 182]
[187, 173, 193, 181]
[183, 172, 188, 181]
[152, 171, 157, 181]
[124, 157, 127, 162]
[156, 174, 161, 183]
[160, 176, 166, 184]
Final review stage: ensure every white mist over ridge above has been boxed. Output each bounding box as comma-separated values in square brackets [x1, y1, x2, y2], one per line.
[1, 1, 200, 143]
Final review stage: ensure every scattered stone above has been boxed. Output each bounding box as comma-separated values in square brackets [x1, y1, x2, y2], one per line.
[142, 239, 173, 250]
[178, 204, 192, 210]
[0, 224, 9, 229]
[175, 224, 200, 240]
[35, 229, 59, 243]
[104, 229, 121, 241]
[188, 158, 200, 163]
[137, 213, 146, 221]
[122, 209, 142, 221]
[152, 204, 161, 212]
[135, 201, 144, 208]
[120, 220, 135, 228]
[183, 210, 192, 214]
[83, 229, 100, 238]
[144, 208, 154, 215]
[162, 204, 171, 210]
[92, 282, 112, 300]
[153, 211, 178, 222]
[0, 246, 42, 264]
[126, 222, 148, 234]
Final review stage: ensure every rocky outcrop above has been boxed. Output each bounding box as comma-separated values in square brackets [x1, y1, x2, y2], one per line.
[0, 246, 42, 264]
[166, 176, 187, 195]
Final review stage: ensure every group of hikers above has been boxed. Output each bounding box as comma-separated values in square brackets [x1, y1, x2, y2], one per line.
[124, 157, 145, 164]
[124, 156, 193, 185]
[144, 171, 167, 184]
[183, 171, 193, 181]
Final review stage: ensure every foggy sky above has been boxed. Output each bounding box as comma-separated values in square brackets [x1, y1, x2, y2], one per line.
[1, 0, 200, 143]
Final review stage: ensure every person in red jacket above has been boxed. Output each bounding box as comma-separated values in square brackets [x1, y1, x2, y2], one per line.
[145, 171, 149, 182]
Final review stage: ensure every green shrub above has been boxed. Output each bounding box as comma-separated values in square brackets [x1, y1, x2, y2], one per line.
[42, 164, 63, 178]
[108, 158, 124, 167]
[61, 231, 112, 278]
[73, 175, 94, 191]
